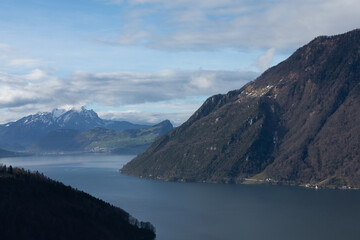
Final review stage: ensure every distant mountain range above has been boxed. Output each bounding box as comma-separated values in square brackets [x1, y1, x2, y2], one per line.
[32, 120, 173, 154]
[0, 148, 27, 158]
[0, 107, 172, 154]
[122, 29, 360, 189]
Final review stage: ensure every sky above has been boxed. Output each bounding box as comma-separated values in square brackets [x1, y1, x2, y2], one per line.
[0, 0, 359, 126]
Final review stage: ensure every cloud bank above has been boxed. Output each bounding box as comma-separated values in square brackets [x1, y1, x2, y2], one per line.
[0, 68, 257, 124]
[2, 0, 359, 125]
[103, 0, 360, 51]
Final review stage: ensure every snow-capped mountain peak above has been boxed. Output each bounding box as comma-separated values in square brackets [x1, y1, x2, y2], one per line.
[0, 107, 153, 150]
[79, 107, 99, 119]
[20, 112, 53, 125]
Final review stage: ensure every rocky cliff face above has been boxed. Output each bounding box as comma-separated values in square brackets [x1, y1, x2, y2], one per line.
[121, 29, 360, 188]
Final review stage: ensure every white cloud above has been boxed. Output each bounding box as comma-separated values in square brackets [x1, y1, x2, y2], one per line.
[190, 73, 214, 89]
[116, 30, 150, 45]
[0, 69, 257, 124]
[0, 42, 43, 70]
[66, 69, 256, 105]
[0, 43, 11, 52]
[255, 48, 276, 72]
[7, 58, 41, 68]
[99, 110, 190, 126]
[98, 97, 207, 126]
[23, 69, 48, 81]
[102, 0, 360, 51]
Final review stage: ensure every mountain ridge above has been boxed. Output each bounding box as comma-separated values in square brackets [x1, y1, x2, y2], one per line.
[0, 107, 161, 151]
[121, 29, 360, 188]
[32, 120, 173, 154]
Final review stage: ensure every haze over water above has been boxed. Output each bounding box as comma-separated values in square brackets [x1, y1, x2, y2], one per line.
[2, 155, 360, 240]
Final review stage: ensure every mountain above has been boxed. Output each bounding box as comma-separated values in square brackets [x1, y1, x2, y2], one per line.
[121, 29, 360, 188]
[0, 166, 155, 240]
[33, 120, 173, 154]
[0, 148, 27, 158]
[0, 107, 150, 151]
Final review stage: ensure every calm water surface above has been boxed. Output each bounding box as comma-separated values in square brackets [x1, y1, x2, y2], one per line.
[2, 155, 360, 240]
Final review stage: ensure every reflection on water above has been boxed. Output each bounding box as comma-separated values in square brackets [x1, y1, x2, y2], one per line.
[2, 155, 360, 240]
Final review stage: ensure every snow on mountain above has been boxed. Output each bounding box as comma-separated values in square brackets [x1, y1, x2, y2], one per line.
[80, 106, 99, 119]
[0, 107, 153, 150]
[19, 112, 53, 125]
[51, 108, 66, 119]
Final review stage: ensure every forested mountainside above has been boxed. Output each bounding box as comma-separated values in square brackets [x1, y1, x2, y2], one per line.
[0, 165, 156, 240]
[122, 29, 360, 189]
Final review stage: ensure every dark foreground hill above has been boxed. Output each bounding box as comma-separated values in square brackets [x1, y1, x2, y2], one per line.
[0, 165, 155, 240]
[122, 29, 360, 189]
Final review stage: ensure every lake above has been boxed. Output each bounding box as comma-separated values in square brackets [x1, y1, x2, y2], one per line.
[1, 155, 360, 240]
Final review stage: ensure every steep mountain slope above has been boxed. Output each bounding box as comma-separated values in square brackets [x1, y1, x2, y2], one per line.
[0, 107, 150, 150]
[33, 120, 173, 154]
[0, 166, 155, 240]
[122, 29, 360, 188]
